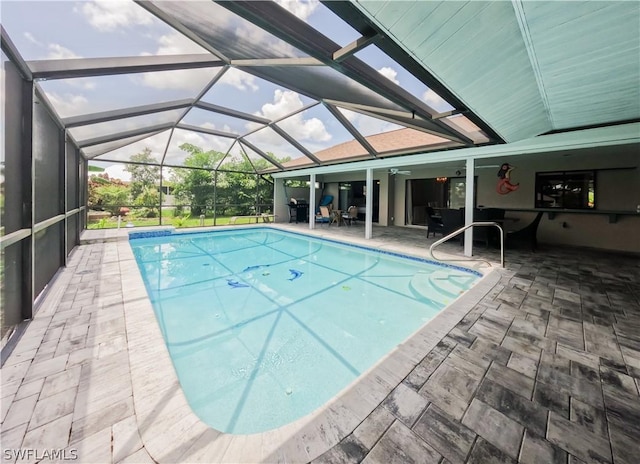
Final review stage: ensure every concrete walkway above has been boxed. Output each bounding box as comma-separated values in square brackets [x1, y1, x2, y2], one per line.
[1, 224, 639, 463]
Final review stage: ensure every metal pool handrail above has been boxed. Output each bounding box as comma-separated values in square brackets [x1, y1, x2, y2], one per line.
[429, 222, 505, 268]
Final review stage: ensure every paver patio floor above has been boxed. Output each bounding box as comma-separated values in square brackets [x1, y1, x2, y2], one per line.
[2, 224, 639, 463]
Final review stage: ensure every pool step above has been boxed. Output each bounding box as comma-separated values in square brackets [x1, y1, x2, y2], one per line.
[410, 270, 473, 304]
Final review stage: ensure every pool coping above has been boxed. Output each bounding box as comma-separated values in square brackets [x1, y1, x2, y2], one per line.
[119, 224, 501, 463]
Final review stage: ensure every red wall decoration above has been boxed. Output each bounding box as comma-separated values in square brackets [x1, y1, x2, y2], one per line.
[496, 163, 520, 195]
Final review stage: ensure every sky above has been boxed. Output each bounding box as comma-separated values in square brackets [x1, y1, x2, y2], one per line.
[2, 0, 455, 181]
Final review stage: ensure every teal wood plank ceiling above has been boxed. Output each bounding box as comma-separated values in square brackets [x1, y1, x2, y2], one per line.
[354, 0, 640, 143]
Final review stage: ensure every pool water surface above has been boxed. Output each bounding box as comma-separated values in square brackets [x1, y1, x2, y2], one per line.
[129, 228, 480, 434]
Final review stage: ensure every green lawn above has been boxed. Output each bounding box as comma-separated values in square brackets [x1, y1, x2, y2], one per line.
[87, 215, 271, 229]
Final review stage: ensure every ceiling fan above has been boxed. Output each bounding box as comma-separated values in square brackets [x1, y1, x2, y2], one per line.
[454, 165, 500, 175]
[458, 164, 501, 170]
[389, 168, 411, 175]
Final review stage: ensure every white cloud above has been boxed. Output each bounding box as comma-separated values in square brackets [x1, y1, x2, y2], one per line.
[164, 130, 233, 164]
[242, 90, 330, 158]
[422, 89, 452, 113]
[275, 0, 319, 21]
[65, 79, 97, 91]
[239, 22, 300, 58]
[23, 32, 82, 60]
[258, 89, 302, 120]
[219, 68, 259, 92]
[90, 127, 234, 169]
[133, 67, 215, 92]
[200, 122, 234, 134]
[91, 134, 164, 168]
[77, 0, 154, 32]
[104, 164, 131, 182]
[256, 90, 330, 142]
[46, 93, 91, 118]
[378, 67, 400, 85]
[47, 44, 81, 60]
[24, 32, 42, 46]
[150, 30, 209, 56]
[341, 108, 397, 135]
[134, 31, 213, 91]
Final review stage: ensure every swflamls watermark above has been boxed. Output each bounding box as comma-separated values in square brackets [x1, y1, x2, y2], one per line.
[3, 448, 78, 461]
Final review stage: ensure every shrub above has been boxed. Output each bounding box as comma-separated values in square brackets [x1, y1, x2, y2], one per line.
[94, 185, 130, 215]
[173, 214, 191, 227]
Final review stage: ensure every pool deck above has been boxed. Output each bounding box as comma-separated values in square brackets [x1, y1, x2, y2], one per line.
[1, 223, 639, 463]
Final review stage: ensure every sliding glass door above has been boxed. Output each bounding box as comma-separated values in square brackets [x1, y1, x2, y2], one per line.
[405, 177, 477, 225]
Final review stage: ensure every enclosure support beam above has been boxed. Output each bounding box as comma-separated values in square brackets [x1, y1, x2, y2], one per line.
[464, 158, 475, 257]
[365, 168, 373, 239]
[213, 171, 218, 226]
[309, 174, 317, 230]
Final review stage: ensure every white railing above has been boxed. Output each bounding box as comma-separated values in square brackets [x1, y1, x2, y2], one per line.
[429, 221, 505, 268]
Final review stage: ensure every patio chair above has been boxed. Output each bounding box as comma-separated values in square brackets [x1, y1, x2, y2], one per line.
[426, 208, 444, 238]
[484, 208, 506, 247]
[440, 208, 464, 244]
[316, 206, 332, 226]
[341, 206, 358, 226]
[506, 212, 544, 251]
[472, 209, 490, 247]
[316, 195, 333, 215]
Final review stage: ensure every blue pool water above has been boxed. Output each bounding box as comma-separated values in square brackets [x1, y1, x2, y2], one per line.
[129, 228, 481, 434]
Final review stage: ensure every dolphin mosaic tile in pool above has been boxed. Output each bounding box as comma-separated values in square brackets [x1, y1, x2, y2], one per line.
[129, 228, 481, 434]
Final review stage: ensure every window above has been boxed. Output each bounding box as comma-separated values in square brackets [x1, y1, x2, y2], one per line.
[535, 171, 595, 209]
[405, 177, 477, 225]
[447, 177, 477, 209]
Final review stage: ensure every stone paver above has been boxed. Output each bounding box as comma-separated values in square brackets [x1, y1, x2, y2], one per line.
[362, 420, 441, 464]
[313, 226, 640, 464]
[1, 224, 639, 463]
[462, 398, 524, 460]
[412, 404, 475, 464]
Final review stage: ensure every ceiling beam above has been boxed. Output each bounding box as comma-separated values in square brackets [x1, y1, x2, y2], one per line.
[512, 0, 553, 126]
[1, 25, 32, 80]
[216, 1, 476, 146]
[323, 99, 417, 120]
[28, 54, 223, 80]
[194, 101, 270, 125]
[270, 124, 322, 165]
[81, 133, 152, 159]
[326, 100, 467, 144]
[62, 99, 194, 128]
[77, 122, 174, 148]
[323, 102, 379, 158]
[346, 106, 467, 143]
[271, 122, 640, 178]
[176, 123, 238, 139]
[321, 1, 503, 145]
[270, 101, 321, 125]
[231, 57, 323, 67]
[134, 0, 230, 62]
[332, 33, 380, 62]
[238, 139, 285, 170]
[163, 66, 232, 165]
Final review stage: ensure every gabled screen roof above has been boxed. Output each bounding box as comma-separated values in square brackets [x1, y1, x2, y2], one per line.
[7, 1, 634, 176]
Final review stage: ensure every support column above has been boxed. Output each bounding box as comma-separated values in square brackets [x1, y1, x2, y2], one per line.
[212, 170, 218, 226]
[464, 158, 475, 257]
[309, 174, 316, 230]
[159, 166, 163, 226]
[365, 168, 373, 239]
[63, 130, 68, 266]
[273, 178, 287, 224]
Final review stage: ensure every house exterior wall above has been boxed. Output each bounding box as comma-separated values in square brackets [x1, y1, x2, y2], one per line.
[392, 143, 640, 254]
[273, 143, 638, 253]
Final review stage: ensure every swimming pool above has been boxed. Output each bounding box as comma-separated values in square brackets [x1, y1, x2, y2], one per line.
[129, 228, 481, 434]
